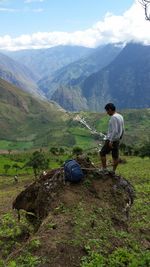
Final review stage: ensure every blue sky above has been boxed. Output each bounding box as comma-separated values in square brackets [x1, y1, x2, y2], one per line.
[0, 0, 149, 50]
[0, 0, 134, 36]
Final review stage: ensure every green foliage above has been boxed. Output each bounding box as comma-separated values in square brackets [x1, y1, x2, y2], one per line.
[139, 142, 150, 158]
[120, 143, 133, 156]
[83, 179, 92, 188]
[0, 260, 4, 267]
[108, 248, 150, 267]
[7, 253, 42, 267]
[81, 249, 150, 267]
[26, 151, 49, 177]
[0, 211, 42, 266]
[50, 146, 59, 155]
[3, 164, 11, 174]
[0, 154, 32, 176]
[46, 222, 57, 230]
[107, 248, 136, 267]
[81, 251, 105, 267]
[12, 163, 21, 172]
[72, 146, 83, 155]
[59, 147, 65, 154]
[0, 212, 34, 258]
[28, 239, 41, 251]
[123, 141, 150, 158]
[0, 140, 33, 151]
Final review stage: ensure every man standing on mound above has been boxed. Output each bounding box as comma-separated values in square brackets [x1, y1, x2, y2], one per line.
[100, 103, 124, 172]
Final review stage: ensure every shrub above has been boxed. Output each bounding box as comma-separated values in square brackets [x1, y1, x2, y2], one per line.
[81, 251, 105, 267]
[72, 146, 83, 156]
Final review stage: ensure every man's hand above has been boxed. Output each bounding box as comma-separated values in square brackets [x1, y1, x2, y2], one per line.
[109, 141, 113, 148]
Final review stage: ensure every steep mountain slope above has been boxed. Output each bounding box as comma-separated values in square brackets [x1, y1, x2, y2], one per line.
[81, 43, 150, 111]
[51, 43, 150, 111]
[0, 78, 67, 144]
[6, 45, 93, 78]
[0, 53, 42, 97]
[38, 44, 122, 98]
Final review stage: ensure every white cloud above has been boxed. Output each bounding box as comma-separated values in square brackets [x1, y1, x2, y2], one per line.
[0, 0, 150, 51]
[24, 0, 45, 3]
[32, 8, 44, 12]
[0, 7, 17, 12]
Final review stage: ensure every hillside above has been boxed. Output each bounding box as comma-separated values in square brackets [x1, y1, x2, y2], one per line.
[0, 53, 42, 97]
[0, 78, 68, 149]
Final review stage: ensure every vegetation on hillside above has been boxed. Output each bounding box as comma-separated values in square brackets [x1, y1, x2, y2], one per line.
[0, 78, 68, 145]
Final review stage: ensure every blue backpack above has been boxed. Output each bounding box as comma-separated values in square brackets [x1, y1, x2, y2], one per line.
[64, 159, 84, 183]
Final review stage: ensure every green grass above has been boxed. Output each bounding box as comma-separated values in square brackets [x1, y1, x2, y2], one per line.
[0, 154, 31, 176]
[117, 156, 149, 181]
[0, 140, 34, 150]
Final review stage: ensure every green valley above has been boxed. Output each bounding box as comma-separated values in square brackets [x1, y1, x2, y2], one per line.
[0, 77, 150, 153]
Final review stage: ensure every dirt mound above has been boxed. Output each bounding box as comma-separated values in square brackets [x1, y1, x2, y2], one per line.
[13, 167, 65, 222]
[13, 157, 134, 224]
[12, 157, 135, 266]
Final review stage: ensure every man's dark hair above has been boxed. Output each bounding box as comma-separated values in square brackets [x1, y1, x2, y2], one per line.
[105, 103, 116, 111]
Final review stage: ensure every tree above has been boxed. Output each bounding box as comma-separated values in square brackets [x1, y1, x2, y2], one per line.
[139, 142, 150, 158]
[140, 0, 150, 20]
[50, 147, 58, 155]
[59, 147, 65, 154]
[12, 163, 21, 173]
[8, 149, 12, 155]
[3, 164, 11, 174]
[26, 151, 49, 178]
[119, 143, 133, 156]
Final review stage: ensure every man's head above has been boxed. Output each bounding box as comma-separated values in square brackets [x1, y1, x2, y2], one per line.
[105, 103, 116, 116]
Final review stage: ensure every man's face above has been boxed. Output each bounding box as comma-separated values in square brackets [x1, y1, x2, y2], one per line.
[106, 108, 114, 116]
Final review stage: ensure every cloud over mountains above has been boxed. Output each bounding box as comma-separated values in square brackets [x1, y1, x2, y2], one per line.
[0, 0, 150, 51]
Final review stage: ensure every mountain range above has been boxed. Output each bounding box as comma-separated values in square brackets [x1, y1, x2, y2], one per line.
[38, 43, 122, 98]
[5, 45, 92, 79]
[51, 43, 150, 111]
[1, 42, 150, 112]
